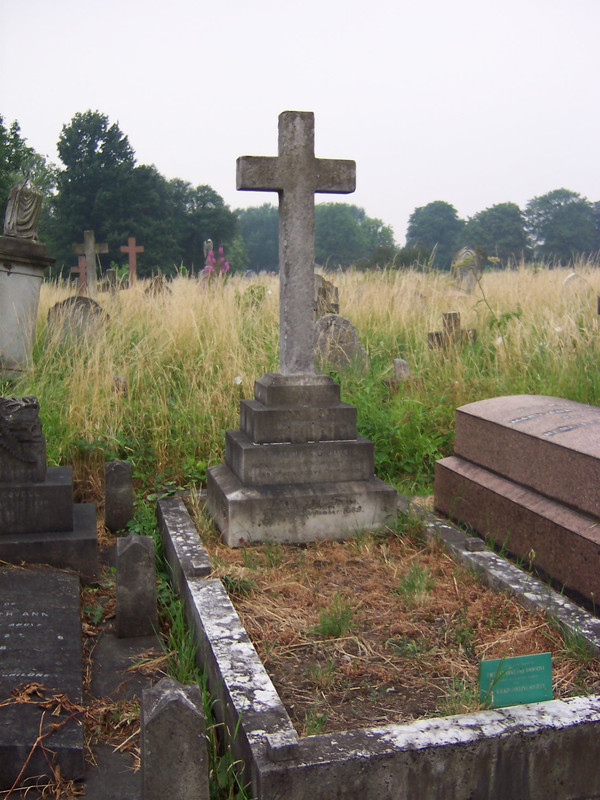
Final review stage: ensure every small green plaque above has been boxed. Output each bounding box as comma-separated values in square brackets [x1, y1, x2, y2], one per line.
[479, 652, 553, 708]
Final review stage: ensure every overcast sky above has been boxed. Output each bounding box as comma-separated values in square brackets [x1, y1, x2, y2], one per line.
[2, 0, 599, 244]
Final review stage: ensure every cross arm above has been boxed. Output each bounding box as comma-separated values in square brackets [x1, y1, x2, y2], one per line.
[315, 158, 356, 194]
[236, 156, 281, 192]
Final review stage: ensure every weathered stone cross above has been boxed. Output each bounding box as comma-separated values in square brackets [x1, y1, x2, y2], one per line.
[120, 236, 144, 284]
[70, 255, 87, 295]
[237, 111, 356, 374]
[72, 230, 108, 297]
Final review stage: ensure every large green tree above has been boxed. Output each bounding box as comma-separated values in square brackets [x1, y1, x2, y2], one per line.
[462, 202, 529, 264]
[236, 204, 279, 270]
[314, 203, 395, 268]
[406, 201, 464, 270]
[525, 189, 596, 262]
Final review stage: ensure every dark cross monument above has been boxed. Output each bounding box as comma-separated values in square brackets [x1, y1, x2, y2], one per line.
[207, 111, 397, 546]
[120, 236, 144, 284]
[237, 111, 355, 374]
[72, 230, 108, 297]
[428, 311, 477, 349]
[70, 255, 87, 294]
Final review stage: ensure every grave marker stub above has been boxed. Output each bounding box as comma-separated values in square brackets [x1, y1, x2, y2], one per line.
[72, 230, 107, 297]
[237, 110, 355, 374]
[120, 236, 143, 283]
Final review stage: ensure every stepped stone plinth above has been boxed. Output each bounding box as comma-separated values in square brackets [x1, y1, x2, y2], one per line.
[0, 396, 98, 578]
[207, 374, 397, 546]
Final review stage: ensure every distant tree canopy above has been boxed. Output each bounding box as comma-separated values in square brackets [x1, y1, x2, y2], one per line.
[461, 202, 529, 263]
[406, 201, 464, 270]
[525, 189, 597, 262]
[236, 202, 395, 271]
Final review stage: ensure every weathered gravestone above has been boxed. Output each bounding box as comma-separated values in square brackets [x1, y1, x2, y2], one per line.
[0, 396, 98, 577]
[207, 111, 396, 546]
[450, 246, 483, 292]
[314, 313, 369, 370]
[104, 459, 134, 532]
[428, 311, 476, 349]
[47, 295, 108, 346]
[434, 395, 600, 603]
[116, 534, 158, 638]
[142, 677, 208, 800]
[0, 565, 84, 788]
[314, 272, 339, 319]
[72, 230, 107, 297]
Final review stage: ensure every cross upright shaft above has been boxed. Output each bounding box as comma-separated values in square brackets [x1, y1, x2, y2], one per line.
[236, 111, 356, 374]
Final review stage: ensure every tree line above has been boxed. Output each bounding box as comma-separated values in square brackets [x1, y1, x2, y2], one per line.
[2, 110, 598, 275]
[405, 195, 600, 271]
[0, 111, 393, 277]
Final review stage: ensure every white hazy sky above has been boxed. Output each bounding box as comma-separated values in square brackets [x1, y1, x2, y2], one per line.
[2, 0, 599, 244]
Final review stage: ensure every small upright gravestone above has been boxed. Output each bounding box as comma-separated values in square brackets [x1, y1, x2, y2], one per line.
[116, 534, 158, 638]
[142, 677, 208, 800]
[314, 272, 339, 319]
[207, 111, 397, 546]
[0, 396, 98, 577]
[104, 460, 134, 532]
[46, 295, 108, 346]
[428, 311, 476, 349]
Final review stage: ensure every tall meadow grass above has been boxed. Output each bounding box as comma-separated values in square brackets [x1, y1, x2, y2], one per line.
[4, 263, 600, 497]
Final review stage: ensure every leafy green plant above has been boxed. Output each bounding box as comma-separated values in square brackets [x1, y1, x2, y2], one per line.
[435, 674, 481, 717]
[304, 706, 329, 735]
[222, 574, 256, 598]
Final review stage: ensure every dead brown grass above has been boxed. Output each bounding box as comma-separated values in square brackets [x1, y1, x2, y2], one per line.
[200, 518, 600, 736]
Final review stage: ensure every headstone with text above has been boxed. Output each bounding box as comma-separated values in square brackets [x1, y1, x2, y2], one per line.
[0, 396, 98, 577]
[0, 566, 84, 788]
[434, 395, 600, 602]
[207, 111, 396, 546]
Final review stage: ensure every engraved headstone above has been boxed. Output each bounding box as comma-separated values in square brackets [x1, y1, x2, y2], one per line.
[142, 677, 208, 800]
[435, 395, 600, 602]
[207, 112, 397, 545]
[0, 396, 98, 576]
[0, 566, 83, 788]
[116, 534, 158, 638]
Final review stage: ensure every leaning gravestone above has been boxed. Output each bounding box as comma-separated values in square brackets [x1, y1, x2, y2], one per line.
[434, 395, 600, 603]
[0, 396, 98, 577]
[314, 272, 339, 319]
[314, 313, 369, 370]
[47, 295, 108, 346]
[0, 565, 84, 788]
[104, 459, 134, 533]
[207, 111, 396, 546]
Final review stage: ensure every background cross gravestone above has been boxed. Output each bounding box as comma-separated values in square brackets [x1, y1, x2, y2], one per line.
[120, 236, 143, 284]
[237, 110, 355, 375]
[72, 230, 108, 297]
[207, 112, 397, 546]
[70, 254, 87, 294]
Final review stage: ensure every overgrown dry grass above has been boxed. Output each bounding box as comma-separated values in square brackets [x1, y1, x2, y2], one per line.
[5, 261, 599, 498]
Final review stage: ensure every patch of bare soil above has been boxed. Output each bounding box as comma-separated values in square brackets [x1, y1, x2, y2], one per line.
[202, 518, 600, 737]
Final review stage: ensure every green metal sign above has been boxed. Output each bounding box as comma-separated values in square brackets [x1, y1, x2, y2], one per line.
[479, 652, 553, 708]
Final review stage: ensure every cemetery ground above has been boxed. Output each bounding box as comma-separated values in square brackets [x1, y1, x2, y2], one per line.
[3, 261, 600, 797]
[191, 502, 600, 736]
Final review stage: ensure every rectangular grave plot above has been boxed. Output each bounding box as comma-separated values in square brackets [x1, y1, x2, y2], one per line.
[0, 566, 84, 787]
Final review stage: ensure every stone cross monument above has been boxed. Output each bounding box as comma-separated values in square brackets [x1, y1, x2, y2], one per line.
[72, 230, 108, 297]
[207, 111, 397, 547]
[237, 111, 355, 373]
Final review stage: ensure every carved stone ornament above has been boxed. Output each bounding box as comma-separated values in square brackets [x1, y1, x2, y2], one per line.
[0, 396, 46, 482]
[3, 178, 43, 240]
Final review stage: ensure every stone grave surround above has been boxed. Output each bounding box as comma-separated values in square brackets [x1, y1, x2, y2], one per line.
[207, 111, 397, 546]
[0, 396, 98, 578]
[434, 394, 600, 603]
